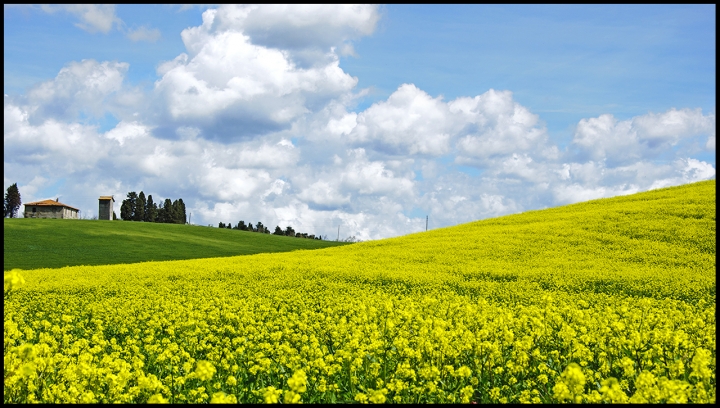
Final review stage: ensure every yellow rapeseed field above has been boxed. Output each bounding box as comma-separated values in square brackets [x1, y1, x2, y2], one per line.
[4, 180, 715, 403]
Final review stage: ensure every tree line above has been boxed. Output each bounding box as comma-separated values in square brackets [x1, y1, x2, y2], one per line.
[120, 191, 186, 224]
[218, 220, 322, 240]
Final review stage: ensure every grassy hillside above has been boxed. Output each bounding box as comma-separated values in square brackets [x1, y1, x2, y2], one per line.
[3, 219, 350, 270]
[4, 180, 715, 403]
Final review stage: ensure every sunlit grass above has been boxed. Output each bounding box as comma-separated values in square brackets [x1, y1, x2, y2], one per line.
[3, 219, 350, 271]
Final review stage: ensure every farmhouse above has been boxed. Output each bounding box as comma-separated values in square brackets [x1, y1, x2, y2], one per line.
[23, 198, 79, 219]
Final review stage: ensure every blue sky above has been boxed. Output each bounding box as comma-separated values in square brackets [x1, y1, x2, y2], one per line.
[5, 6, 202, 112]
[4, 5, 716, 239]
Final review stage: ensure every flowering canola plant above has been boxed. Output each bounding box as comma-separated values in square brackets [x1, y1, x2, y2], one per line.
[4, 180, 715, 403]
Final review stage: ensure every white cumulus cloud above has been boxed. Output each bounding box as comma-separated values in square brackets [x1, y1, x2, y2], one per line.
[152, 7, 365, 141]
[209, 4, 381, 67]
[340, 148, 415, 197]
[571, 108, 716, 166]
[105, 121, 151, 146]
[26, 60, 128, 122]
[454, 89, 548, 166]
[349, 84, 453, 156]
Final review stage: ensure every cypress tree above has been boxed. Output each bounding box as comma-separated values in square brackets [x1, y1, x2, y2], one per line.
[171, 199, 179, 223]
[4, 183, 21, 218]
[152, 202, 159, 222]
[145, 195, 157, 222]
[156, 204, 165, 223]
[177, 198, 187, 224]
[135, 191, 146, 222]
[162, 199, 173, 223]
[120, 199, 131, 220]
[169, 199, 185, 224]
[123, 192, 138, 221]
[120, 191, 137, 221]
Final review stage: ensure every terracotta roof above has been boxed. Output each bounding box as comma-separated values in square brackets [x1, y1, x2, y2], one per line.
[99, 196, 115, 201]
[24, 199, 80, 211]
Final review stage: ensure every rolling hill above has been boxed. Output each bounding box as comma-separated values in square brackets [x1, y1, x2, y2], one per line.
[3, 219, 350, 271]
[3, 179, 715, 403]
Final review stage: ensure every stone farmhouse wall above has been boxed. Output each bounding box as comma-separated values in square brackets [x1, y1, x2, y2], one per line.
[24, 205, 79, 219]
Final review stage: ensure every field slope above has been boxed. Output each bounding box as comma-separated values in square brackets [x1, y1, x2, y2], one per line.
[4, 180, 715, 404]
[3, 219, 350, 271]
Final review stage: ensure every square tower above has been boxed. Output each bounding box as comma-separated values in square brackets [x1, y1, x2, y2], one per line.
[98, 196, 115, 220]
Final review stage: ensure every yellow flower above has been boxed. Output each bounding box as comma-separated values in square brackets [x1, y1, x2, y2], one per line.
[690, 348, 712, 382]
[460, 385, 474, 403]
[4, 270, 26, 292]
[599, 377, 628, 403]
[288, 369, 308, 393]
[629, 371, 659, 403]
[79, 391, 96, 404]
[618, 356, 635, 378]
[147, 393, 169, 404]
[194, 360, 216, 381]
[552, 382, 572, 402]
[263, 386, 282, 404]
[553, 363, 586, 402]
[368, 388, 388, 404]
[354, 393, 369, 403]
[283, 390, 302, 404]
[457, 365, 472, 378]
[210, 391, 237, 404]
[657, 377, 691, 403]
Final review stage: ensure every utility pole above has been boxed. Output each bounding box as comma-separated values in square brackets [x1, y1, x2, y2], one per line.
[189, 212, 192, 225]
[426, 215, 428, 232]
[337, 225, 340, 242]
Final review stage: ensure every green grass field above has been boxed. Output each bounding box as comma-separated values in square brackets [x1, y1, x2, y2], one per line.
[3, 219, 350, 271]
